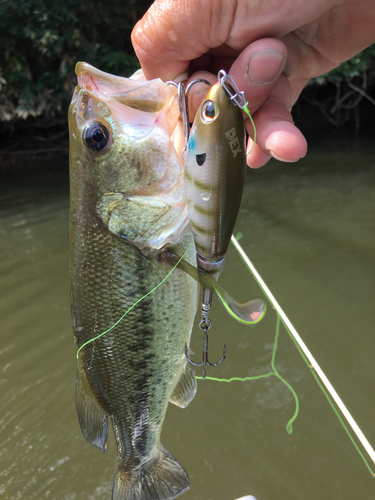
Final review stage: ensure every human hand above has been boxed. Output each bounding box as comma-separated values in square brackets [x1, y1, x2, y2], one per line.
[132, 0, 375, 167]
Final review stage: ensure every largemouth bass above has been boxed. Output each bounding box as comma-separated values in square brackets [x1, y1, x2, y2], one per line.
[69, 62, 198, 500]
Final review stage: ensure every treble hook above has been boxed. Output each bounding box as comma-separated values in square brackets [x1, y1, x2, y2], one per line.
[185, 319, 226, 380]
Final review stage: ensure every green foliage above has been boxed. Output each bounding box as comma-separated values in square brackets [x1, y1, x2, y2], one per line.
[1, 0, 375, 124]
[310, 45, 375, 85]
[0, 0, 152, 120]
[304, 44, 375, 128]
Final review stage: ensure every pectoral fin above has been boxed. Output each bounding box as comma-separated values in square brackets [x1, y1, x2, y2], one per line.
[75, 358, 109, 454]
[97, 193, 189, 249]
[170, 361, 197, 408]
[163, 250, 266, 325]
[97, 194, 170, 240]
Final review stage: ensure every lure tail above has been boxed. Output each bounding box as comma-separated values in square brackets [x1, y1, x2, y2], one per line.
[163, 250, 266, 324]
[112, 447, 190, 500]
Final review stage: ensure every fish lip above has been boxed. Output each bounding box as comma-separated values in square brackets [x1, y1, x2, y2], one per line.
[75, 62, 130, 85]
[75, 61, 175, 109]
[76, 61, 106, 78]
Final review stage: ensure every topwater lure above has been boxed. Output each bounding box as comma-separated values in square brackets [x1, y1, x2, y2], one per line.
[181, 70, 265, 378]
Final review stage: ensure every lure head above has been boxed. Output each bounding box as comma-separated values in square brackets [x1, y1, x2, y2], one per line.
[184, 80, 246, 276]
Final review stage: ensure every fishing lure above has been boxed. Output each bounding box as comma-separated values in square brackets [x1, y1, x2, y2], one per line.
[184, 71, 246, 310]
[180, 70, 265, 378]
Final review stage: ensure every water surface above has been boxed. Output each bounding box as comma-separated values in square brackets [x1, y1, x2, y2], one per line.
[0, 142, 374, 499]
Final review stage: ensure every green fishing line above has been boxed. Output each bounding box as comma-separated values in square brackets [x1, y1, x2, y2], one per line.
[243, 102, 257, 156]
[76, 243, 193, 359]
[196, 312, 299, 434]
[196, 373, 275, 383]
[272, 315, 299, 434]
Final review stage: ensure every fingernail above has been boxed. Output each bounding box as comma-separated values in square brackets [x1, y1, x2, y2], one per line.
[247, 49, 286, 85]
[269, 152, 300, 163]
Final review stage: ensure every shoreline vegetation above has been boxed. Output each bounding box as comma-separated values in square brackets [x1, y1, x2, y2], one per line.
[1, 0, 375, 156]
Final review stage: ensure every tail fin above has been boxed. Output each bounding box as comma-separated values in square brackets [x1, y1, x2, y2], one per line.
[112, 447, 190, 500]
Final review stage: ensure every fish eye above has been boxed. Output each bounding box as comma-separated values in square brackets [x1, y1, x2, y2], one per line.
[201, 100, 218, 123]
[83, 122, 110, 152]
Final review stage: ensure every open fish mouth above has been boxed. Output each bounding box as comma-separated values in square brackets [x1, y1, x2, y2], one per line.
[75, 61, 185, 151]
[70, 62, 190, 249]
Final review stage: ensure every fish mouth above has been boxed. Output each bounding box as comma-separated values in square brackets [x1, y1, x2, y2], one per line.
[71, 62, 190, 248]
[74, 62, 185, 157]
[76, 62, 175, 113]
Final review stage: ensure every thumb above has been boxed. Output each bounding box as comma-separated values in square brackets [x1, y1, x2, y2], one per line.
[229, 39, 287, 115]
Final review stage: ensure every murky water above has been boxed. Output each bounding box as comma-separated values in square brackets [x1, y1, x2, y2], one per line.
[1, 140, 375, 500]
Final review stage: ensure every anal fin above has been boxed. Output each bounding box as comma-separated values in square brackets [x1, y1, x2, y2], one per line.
[75, 357, 109, 454]
[170, 361, 197, 408]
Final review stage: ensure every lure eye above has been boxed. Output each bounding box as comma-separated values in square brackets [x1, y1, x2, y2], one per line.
[83, 122, 110, 152]
[201, 100, 218, 123]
